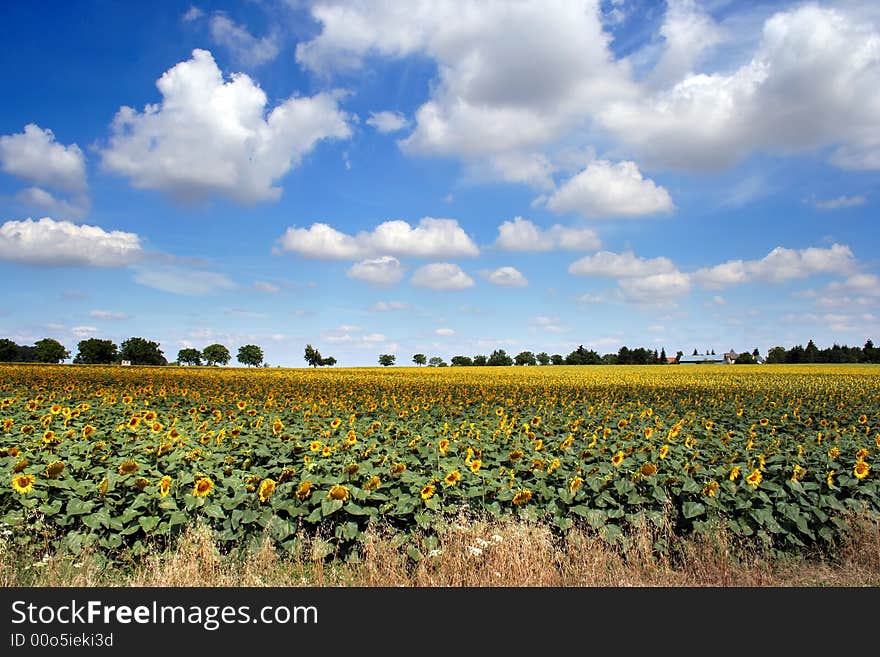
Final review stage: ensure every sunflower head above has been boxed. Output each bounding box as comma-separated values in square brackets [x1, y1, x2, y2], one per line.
[569, 476, 584, 493]
[469, 459, 482, 474]
[44, 461, 65, 478]
[159, 476, 172, 497]
[118, 460, 139, 475]
[420, 484, 436, 500]
[364, 475, 381, 491]
[330, 418, 342, 430]
[328, 484, 349, 501]
[12, 474, 35, 494]
[258, 478, 276, 503]
[745, 469, 763, 487]
[444, 470, 462, 486]
[295, 480, 313, 500]
[611, 451, 625, 467]
[512, 489, 532, 505]
[854, 461, 870, 480]
[640, 463, 658, 477]
[659, 444, 669, 460]
[193, 476, 214, 497]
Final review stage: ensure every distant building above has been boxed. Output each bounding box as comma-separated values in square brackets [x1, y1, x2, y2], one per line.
[678, 353, 728, 364]
[723, 350, 739, 363]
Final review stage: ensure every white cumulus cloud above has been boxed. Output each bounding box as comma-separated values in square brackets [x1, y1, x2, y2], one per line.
[0, 217, 143, 267]
[277, 217, 479, 259]
[0, 124, 87, 193]
[209, 13, 279, 67]
[346, 256, 405, 286]
[366, 111, 410, 133]
[545, 160, 674, 219]
[568, 251, 678, 278]
[481, 266, 528, 287]
[494, 216, 600, 252]
[411, 262, 474, 290]
[693, 244, 856, 288]
[100, 49, 351, 203]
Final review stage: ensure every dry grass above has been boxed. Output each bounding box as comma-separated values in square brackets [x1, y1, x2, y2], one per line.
[2, 514, 879, 587]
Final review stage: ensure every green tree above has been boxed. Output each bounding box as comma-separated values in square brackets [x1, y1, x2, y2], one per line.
[378, 354, 396, 366]
[412, 353, 427, 366]
[487, 349, 513, 366]
[536, 352, 550, 366]
[237, 344, 264, 367]
[0, 338, 20, 362]
[34, 338, 70, 363]
[74, 338, 118, 364]
[177, 348, 203, 366]
[766, 346, 787, 364]
[304, 344, 326, 367]
[120, 337, 165, 365]
[550, 354, 564, 365]
[428, 356, 446, 367]
[320, 355, 337, 366]
[734, 351, 756, 364]
[202, 344, 231, 366]
[659, 347, 667, 364]
[450, 355, 473, 366]
[472, 354, 487, 366]
[515, 351, 537, 366]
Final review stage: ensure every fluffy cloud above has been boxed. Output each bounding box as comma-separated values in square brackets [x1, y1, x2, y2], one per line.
[0, 124, 87, 193]
[602, 4, 880, 171]
[0, 217, 143, 267]
[617, 271, 692, 304]
[209, 13, 279, 67]
[366, 111, 410, 133]
[545, 160, 674, 219]
[133, 265, 236, 295]
[646, 0, 726, 88]
[568, 251, 678, 278]
[297, 0, 634, 182]
[410, 262, 474, 289]
[346, 256, 405, 286]
[100, 49, 351, 203]
[481, 266, 528, 287]
[494, 216, 600, 252]
[435, 327, 455, 336]
[277, 217, 479, 259]
[693, 244, 856, 288]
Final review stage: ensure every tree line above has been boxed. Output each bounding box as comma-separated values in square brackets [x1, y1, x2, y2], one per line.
[0, 337, 268, 367]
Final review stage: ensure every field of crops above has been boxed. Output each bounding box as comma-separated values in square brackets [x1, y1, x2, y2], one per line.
[1, 363, 878, 562]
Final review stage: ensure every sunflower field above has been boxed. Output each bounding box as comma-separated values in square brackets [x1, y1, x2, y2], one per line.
[1, 363, 878, 560]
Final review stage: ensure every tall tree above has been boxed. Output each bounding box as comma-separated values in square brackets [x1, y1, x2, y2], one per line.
[237, 344, 264, 367]
[120, 337, 165, 365]
[412, 353, 427, 366]
[74, 338, 118, 364]
[378, 354, 396, 366]
[428, 356, 445, 367]
[766, 346, 787, 364]
[34, 338, 70, 363]
[536, 352, 550, 366]
[550, 354, 564, 365]
[177, 348, 203, 366]
[472, 354, 487, 366]
[304, 344, 323, 367]
[202, 344, 231, 366]
[659, 347, 667, 364]
[450, 355, 473, 366]
[514, 351, 537, 366]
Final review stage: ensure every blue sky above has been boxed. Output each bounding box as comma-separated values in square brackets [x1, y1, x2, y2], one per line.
[0, 0, 877, 366]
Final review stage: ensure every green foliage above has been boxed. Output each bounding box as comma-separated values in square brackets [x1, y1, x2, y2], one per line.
[74, 339, 118, 365]
[378, 354, 396, 367]
[487, 349, 513, 366]
[0, 338, 19, 362]
[237, 344, 264, 367]
[536, 352, 550, 366]
[34, 338, 70, 364]
[450, 355, 473, 367]
[120, 337, 165, 366]
[202, 344, 231, 367]
[515, 351, 537, 366]
[412, 354, 427, 366]
[177, 348, 203, 366]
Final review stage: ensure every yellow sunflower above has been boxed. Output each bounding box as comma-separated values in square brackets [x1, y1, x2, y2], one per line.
[569, 476, 584, 493]
[192, 476, 214, 497]
[12, 474, 35, 494]
[640, 463, 658, 477]
[295, 480, 313, 500]
[659, 444, 669, 460]
[854, 461, 870, 480]
[611, 451, 625, 467]
[745, 469, 762, 488]
[330, 418, 342, 430]
[512, 489, 532, 505]
[44, 461, 65, 478]
[118, 460, 139, 475]
[420, 484, 436, 500]
[444, 470, 462, 486]
[364, 475, 381, 490]
[469, 459, 482, 474]
[258, 478, 276, 503]
[159, 475, 172, 497]
[328, 484, 349, 501]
